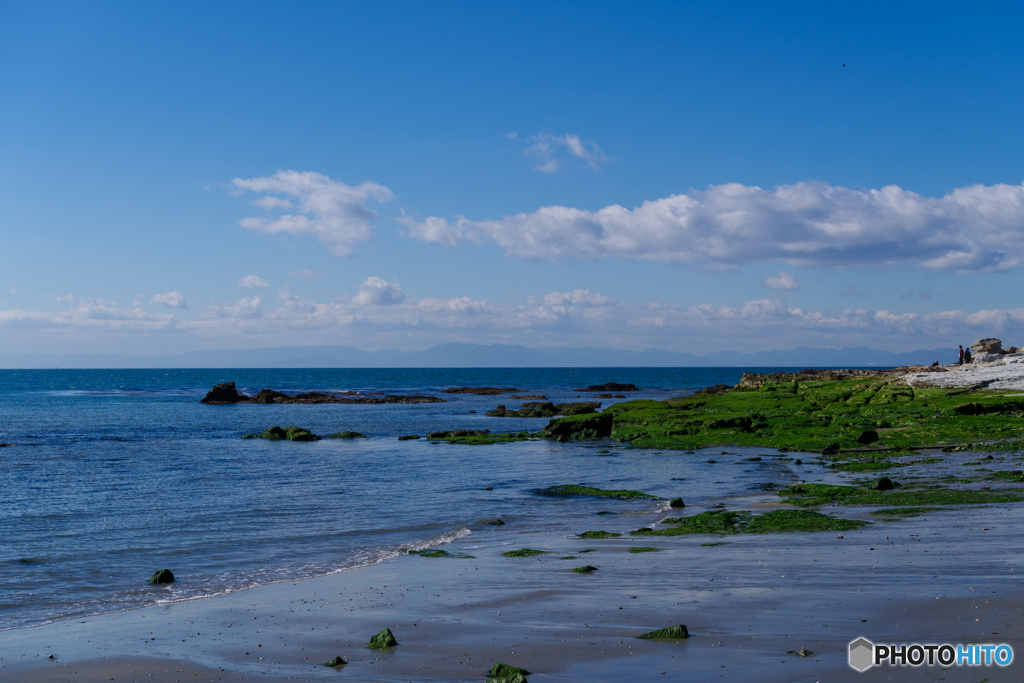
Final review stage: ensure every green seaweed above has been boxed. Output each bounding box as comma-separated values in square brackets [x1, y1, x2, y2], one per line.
[571, 565, 598, 573]
[535, 484, 657, 499]
[501, 548, 548, 557]
[577, 530, 621, 538]
[426, 430, 531, 444]
[398, 434, 421, 440]
[628, 546, 662, 553]
[780, 482, 1024, 507]
[700, 542, 730, 546]
[324, 656, 347, 667]
[637, 624, 689, 640]
[537, 376, 1024, 452]
[634, 509, 867, 536]
[325, 431, 368, 439]
[488, 663, 530, 679]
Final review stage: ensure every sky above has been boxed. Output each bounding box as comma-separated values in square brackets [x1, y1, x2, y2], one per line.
[2, 1, 1024, 356]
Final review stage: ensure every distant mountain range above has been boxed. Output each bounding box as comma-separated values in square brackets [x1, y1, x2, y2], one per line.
[0, 342, 956, 369]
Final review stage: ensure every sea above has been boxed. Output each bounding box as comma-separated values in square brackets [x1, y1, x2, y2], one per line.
[1, 367, 814, 631]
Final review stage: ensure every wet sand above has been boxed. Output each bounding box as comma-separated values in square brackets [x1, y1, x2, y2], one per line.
[3, 497, 1022, 682]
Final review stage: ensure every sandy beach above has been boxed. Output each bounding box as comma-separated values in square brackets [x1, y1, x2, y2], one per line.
[4, 486, 1021, 683]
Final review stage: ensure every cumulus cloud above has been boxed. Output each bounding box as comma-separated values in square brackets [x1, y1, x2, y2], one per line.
[237, 274, 270, 289]
[402, 180, 1024, 273]
[202, 296, 264, 319]
[763, 271, 801, 291]
[150, 291, 188, 309]
[521, 132, 609, 173]
[287, 268, 321, 280]
[351, 276, 406, 306]
[233, 170, 395, 256]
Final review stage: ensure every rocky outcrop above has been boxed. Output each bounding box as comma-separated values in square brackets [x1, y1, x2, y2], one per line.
[486, 402, 600, 418]
[200, 381, 249, 404]
[200, 384, 444, 404]
[366, 627, 398, 649]
[574, 383, 639, 392]
[971, 338, 1002, 353]
[972, 352, 1005, 364]
[539, 412, 614, 440]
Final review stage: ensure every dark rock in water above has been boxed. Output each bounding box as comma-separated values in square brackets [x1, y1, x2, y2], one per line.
[489, 663, 530, 678]
[574, 383, 639, 392]
[483, 486, 494, 491]
[201, 383, 444, 404]
[324, 656, 347, 667]
[821, 443, 841, 455]
[787, 648, 813, 657]
[398, 434, 421, 440]
[745, 456, 762, 461]
[572, 565, 598, 573]
[253, 389, 288, 404]
[706, 459, 717, 463]
[442, 387, 522, 395]
[243, 425, 320, 441]
[597, 393, 614, 398]
[857, 430, 879, 445]
[518, 395, 546, 400]
[325, 431, 368, 439]
[200, 381, 249, 404]
[488, 401, 600, 418]
[874, 477, 896, 491]
[669, 497, 685, 509]
[148, 569, 174, 584]
[486, 518, 505, 525]
[637, 624, 689, 640]
[366, 627, 398, 649]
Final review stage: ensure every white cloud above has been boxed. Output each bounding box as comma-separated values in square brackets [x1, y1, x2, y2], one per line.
[351, 276, 406, 306]
[237, 274, 270, 289]
[150, 291, 188, 309]
[763, 271, 800, 291]
[287, 268, 322, 280]
[521, 132, 609, 173]
[233, 170, 395, 256]
[534, 289, 615, 306]
[402, 180, 1024, 273]
[202, 296, 264, 319]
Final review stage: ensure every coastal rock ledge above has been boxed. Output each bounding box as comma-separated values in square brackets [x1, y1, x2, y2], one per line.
[200, 382, 444, 405]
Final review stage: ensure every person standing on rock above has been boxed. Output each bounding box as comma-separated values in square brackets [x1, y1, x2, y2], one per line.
[958, 345, 964, 365]
[964, 347, 972, 364]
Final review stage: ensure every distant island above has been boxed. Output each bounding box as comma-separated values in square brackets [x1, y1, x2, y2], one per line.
[0, 341, 954, 369]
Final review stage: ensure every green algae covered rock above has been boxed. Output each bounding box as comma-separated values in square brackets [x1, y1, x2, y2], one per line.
[489, 662, 530, 678]
[148, 568, 174, 584]
[501, 548, 547, 557]
[572, 565, 598, 573]
[366, 627, 398, 649]
[629, 546, 662, 553]
[535, 484, 657, 499]
[398, 434, 421, 440]
[634, 508, 867, 536]
[325, 431, 368, 439]
[539, 411, 613, 440]
[324, 656, 347, 667]
[638, 624, 689, 640]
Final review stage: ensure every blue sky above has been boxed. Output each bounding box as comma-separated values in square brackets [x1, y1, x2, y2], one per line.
[2, 1, 1023, 355]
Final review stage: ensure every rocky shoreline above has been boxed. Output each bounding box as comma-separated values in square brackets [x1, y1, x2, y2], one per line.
[200, 382, 445, 404]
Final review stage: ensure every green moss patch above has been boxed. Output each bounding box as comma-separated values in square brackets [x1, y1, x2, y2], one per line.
[535, 484, 658, 499]
[426, 430, 531, 444]
[408, 549, 475, 559]
[366, 627, 397, 650]
[780, 482, 1024, 507]
[571, 565, 598, 573]
[488, 663, 530, 679]
[501, 548, 548, 557]
[637, 624, 689, 640]
[325, 431, 368, 439]
[628, 546, 662, 553]
[577, 530, 621, 538]
[634, 509, 867, 536]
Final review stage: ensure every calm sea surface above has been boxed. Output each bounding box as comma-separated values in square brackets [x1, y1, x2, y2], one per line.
[1, 367, 809, 630]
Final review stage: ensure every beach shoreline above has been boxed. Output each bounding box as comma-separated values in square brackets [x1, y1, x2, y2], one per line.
[4, 493, 1022, 683]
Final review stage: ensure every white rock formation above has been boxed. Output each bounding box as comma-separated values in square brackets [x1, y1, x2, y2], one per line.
[903, 353, 1024, 391]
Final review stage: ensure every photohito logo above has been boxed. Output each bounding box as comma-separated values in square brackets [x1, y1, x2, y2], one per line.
[849, 637, 1013, 671]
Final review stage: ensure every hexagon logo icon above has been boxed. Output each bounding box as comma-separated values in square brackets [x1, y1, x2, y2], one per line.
[848, 637, 874, 672]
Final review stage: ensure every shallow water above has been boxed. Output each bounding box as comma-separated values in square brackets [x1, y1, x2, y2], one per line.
[0, 367, 803, 630]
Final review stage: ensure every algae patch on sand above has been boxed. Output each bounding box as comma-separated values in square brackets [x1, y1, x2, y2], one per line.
[628, 546, 663, 553]
[577, 530, 621, 539]
[501, 548, 548, 558]
[637, 624, 689, 640]
[634, 509, 867, 536]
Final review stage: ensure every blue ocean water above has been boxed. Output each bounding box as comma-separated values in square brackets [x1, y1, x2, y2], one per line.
[0, 367, 801, 630]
